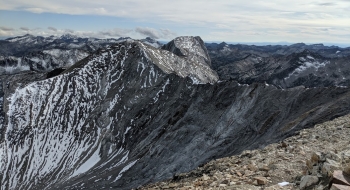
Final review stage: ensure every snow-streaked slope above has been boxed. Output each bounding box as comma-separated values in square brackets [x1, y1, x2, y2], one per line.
[0, 37, 217, 190]
[0, 35, 164, 75]
[1, 44, 131, 189]
[0, 49, 89, 74]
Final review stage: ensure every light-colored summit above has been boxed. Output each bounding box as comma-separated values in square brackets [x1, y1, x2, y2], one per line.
[140, 36, 219, 84]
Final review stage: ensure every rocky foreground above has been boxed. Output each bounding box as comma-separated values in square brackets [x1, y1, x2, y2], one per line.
[138, 114, 350, 190]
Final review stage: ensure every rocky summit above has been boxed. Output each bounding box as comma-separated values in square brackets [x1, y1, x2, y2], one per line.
[139, 114, 350, 190]
[0, 35, 350, 190]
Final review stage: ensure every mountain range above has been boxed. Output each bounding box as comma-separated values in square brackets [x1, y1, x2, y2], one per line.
[0, 35, 350, 189]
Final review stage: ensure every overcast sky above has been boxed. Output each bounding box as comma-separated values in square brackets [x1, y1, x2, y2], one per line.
[1, 0, 350, 45]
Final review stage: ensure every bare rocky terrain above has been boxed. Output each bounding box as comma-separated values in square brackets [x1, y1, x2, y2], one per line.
[139, 114, 350, 190]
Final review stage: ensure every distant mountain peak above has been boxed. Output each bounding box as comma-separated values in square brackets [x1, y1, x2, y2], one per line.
[6, 34, 33, 39]
[60, 33, 79, 40]
[311, 43, 324, 46]
[140, 37, 162, 48]
[144, 37, 157, 42]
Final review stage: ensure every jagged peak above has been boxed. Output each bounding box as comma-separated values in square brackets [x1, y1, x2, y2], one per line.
[139, 36, 218, 84]
[162, 36, 212, 67]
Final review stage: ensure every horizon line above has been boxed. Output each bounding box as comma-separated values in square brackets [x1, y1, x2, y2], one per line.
[1, 34, 349, 48]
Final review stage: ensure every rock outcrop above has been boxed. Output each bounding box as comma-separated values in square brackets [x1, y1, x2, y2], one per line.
[139, 114, 350, 190]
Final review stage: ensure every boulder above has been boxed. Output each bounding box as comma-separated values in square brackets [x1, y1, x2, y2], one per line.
[253, 176, 268, 185]
[330, 183, 350, 190]
[332, 170, 350, 186]
[300, 175, 319, 190]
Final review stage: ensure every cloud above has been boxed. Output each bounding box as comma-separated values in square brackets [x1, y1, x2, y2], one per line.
[135, 27, 177, 39]
[20, 27, 30, 31]
[317, 2, 336, 6]
[65, 29, 74, 33]
[0, 26, 14, 31]
[0, 25, 173, 40]
[159, 29, 177, 39]
[135, 27, 159, 39]
[97, 28, 132, 38]
[0, 24, 137, 39]
[1, 0, 350, 43]
[25, 7, 45, 14]
[48, 27, 57, 31]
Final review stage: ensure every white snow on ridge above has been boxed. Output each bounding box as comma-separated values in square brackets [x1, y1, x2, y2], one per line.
[8, 35, 32, 42]
[294, 60, 329, 73]
[113, 159, 138, 183]
[299, 57, 306, 61]
[0, 143, 5, 170]
[306, 55, 314, 60]
[285, 56, 330, 80]
[30, 57, 40, 62]
[43, 49, 64, 57]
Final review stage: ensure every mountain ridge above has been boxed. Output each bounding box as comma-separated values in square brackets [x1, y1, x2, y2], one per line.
[0, 35, 350, 189]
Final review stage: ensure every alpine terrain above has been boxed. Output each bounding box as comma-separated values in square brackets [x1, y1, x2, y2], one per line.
[0, 35, 350, 190]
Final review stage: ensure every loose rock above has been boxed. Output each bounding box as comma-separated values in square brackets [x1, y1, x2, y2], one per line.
[300, 175, 319, 189]
[253, 176, 268, 185]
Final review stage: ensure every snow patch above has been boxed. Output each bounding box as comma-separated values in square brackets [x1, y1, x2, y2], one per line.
[71, 144, 101, 177]
[306, 55, 314, 60]
[113, 160, 138, 182]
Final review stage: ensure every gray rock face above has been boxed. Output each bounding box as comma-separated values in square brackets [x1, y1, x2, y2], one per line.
[0, 37, 350, 190]
[144, 37, 218, 84]
[163, 36, 212, 67]
[207, 43, 350, 88]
